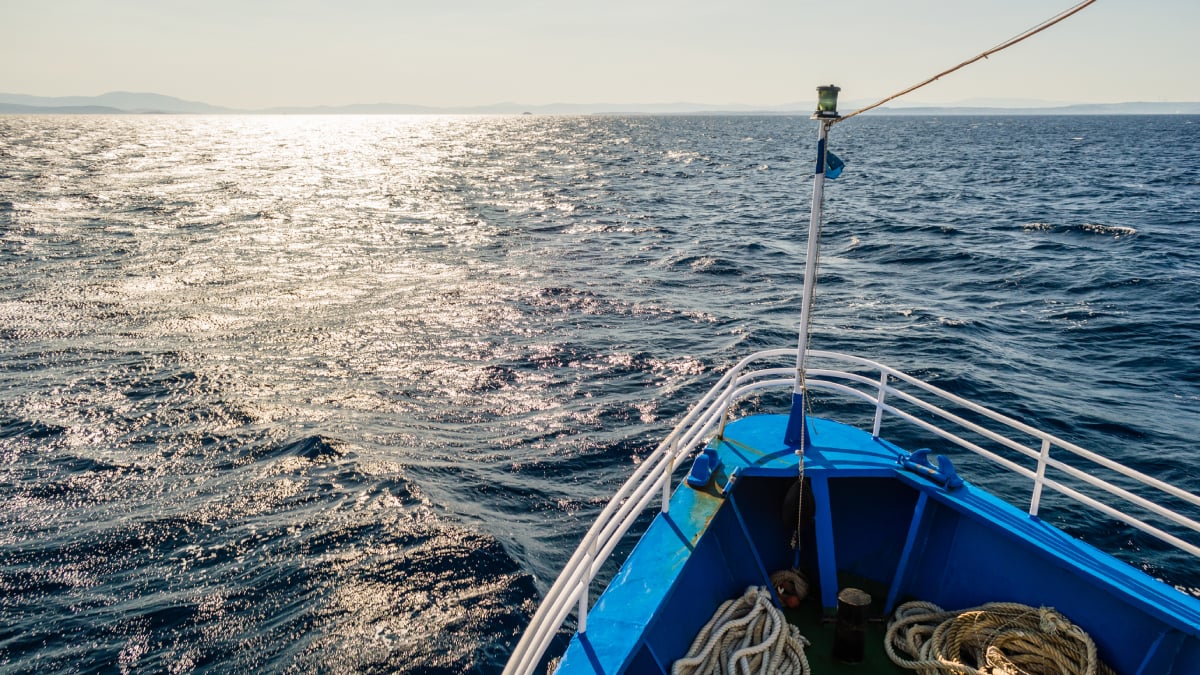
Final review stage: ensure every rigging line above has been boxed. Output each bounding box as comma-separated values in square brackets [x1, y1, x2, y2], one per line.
[836, 0, 1097, 123]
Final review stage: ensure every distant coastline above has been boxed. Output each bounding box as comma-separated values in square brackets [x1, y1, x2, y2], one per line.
[2, 91, 1199, 116]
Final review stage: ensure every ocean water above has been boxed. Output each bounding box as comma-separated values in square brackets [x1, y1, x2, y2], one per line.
[1, 113, 1198, 672]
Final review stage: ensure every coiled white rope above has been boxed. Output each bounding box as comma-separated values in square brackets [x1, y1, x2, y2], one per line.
[671, 586, 811, 675]
[885, 600, 1115, 675]
[769, 569, 809, 608]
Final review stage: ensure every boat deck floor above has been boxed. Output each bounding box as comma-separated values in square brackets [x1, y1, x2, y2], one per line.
[784, 578, 908, 674]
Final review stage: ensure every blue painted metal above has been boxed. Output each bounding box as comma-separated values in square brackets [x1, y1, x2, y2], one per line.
[782, 390, 807, 448]
[900, 448, 964, 489]
[556, 479, 727, 674]
[885, 491, 929, 614]
[1136, 630, 1185, 675]
[725, 491, 781, 606]
[808, 473, 840, 612]
[555, 412, 1200, 675]
[685, 446, 720, 488]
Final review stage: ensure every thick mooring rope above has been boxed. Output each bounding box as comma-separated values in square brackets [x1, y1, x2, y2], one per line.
[672, 586, 811, 675]
[885, 601, 1115, 675]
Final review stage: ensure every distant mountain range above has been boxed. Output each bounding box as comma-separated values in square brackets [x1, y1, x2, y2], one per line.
[2, 91, 1199, 116]
[0, 91, 234, 114]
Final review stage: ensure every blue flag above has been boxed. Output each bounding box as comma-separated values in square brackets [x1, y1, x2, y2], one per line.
[826, 150, 845, 179]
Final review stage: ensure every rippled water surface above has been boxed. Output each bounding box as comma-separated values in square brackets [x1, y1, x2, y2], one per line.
[1, 114, 1198, 672]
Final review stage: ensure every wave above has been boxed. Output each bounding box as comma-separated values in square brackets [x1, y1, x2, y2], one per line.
[1022, 221, 1138, 237]
[0, 430, 537, 673]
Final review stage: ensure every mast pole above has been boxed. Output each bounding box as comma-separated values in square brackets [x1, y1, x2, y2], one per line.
[784, 87, 839, 448]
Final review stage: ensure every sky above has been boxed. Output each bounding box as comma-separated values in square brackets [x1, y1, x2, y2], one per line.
[3, 0, 1198, 109]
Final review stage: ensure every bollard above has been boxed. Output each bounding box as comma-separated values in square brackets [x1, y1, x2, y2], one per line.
[832, 587, 871, 663]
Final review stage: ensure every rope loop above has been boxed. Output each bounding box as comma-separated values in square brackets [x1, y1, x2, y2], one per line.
[885, 600, 1115, 675]
[672, 586, 811, 675]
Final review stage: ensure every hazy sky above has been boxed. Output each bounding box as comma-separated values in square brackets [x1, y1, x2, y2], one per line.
[4, 0, 1198, 109]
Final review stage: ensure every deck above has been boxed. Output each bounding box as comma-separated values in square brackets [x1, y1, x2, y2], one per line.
[554, 412, 1200, 674]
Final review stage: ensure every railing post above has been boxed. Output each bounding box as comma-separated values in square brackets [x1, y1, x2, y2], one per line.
[718, 397, 731, 439]
[871, 372, 888, 438]
[1030, 439, 1051, 516]
[662, 446, 673, 514]
[579, 538, 596, 633]
[717, 375, 739, 439]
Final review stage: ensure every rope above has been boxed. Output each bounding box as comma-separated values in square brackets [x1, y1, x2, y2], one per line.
[837, 0, 1096, 123]
[884, 600, 1116, 675]
[672, 586, 811, 675]
[770, 569, 809, 608]
[791, 445, 806, 558]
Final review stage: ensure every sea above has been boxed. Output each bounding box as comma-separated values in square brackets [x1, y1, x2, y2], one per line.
[1, 113, 1198, 673]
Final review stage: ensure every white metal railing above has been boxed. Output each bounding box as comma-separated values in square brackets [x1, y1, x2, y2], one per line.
[503, 348, 1200, 675]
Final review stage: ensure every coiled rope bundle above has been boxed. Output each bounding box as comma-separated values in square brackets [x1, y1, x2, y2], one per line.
[672, 586, 811, 675]
[885, 601, 1115, 675]
[770, 569, 809, 607]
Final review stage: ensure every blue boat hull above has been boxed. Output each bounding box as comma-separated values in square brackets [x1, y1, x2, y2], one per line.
[556, 414, 1200, 674]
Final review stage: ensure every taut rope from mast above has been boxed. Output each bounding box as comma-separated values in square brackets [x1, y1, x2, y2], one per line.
[785, 0, 1097, 450]
[836, 0, 1097, 123]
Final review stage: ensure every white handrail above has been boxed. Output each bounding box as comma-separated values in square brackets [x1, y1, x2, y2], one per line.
[503, 348, 1200, 674]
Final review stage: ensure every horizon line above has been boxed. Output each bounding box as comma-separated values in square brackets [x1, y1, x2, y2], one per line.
[2, 91, 1200, 116]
